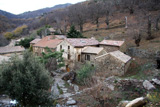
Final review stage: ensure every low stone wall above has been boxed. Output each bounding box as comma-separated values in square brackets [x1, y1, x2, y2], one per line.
[127, 47, 156, 59]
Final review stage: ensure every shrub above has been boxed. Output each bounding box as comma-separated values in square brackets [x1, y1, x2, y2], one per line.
[76, 63, 95, 85]
[0, 51, 52, 106]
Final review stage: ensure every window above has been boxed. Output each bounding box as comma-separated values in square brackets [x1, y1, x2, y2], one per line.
[60, 45, 62, 50]
[68, 46, 70, 50]
[85, 54, 90, 61]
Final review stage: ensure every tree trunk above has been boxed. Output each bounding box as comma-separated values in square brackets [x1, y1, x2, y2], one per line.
[79, 24, 83, 33]
[105, 10, 110, 30]
[96, 18, 99, 31]
[125, 16, 128, 29]
[155, 18, 159, 30]
[147, 15, 152, 40]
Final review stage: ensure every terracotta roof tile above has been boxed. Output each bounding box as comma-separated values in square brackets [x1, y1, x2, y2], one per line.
[33, 36, 62, 49]
[100, 40, 124, 47]
[66, 38, 99, 47]
[0, 46, 25, 54]
[30, 39, 41, 44]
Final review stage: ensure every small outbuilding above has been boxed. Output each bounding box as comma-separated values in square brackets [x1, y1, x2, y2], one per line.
[99, 40, 126, 52]
[30, 38, 41, 46]
[95, 50, 132, 76]
[0, 46, 25, 57]
[81, 47, 106, 63]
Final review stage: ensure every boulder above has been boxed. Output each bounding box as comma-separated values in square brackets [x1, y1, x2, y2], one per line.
[118, 101, 130, 107]
[152, 78, 160, 85]
[74, 85, 79, 92]
[143, 80, 155, 90]
[125, 97, 147, 107]
[62, 71, 77, 83]
[66, 100, 76, 105]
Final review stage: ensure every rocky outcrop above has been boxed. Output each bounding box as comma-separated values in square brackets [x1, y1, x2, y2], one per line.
[62, 71, 77, 83]
[125, 97, 147, 107]
[152, 78, 160, 85]
[143, 80, 155, 90]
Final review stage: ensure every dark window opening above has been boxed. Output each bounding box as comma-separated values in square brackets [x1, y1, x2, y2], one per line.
[78, 55, 81, 61]
[68, 54, 70, 60]
[85, 54, 90, 61]
[68, 46, 70, 50]
[60, 45, 62, 50]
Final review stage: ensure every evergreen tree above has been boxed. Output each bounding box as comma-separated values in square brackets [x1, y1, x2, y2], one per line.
[39, 47, 65, 72]
[0, 51, 52, 106]
[17, 37, 34, 48]
[67, 25, 84, 38]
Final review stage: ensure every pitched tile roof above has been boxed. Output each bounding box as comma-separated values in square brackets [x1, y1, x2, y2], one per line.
[109, 50, 131, 63]
[66, 38, 99, 47]
[82, 47, 104, 54]
[0, 46, 25, 54]
[30, 38, 41, 44]
[100, 40, 124, 47]
[33, 36, 62, 49]
[55, 35, 67, 40]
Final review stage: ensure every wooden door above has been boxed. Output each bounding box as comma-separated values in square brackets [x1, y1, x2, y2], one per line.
[66, 65, 70, 72]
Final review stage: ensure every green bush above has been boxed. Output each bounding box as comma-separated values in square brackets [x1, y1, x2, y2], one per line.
[76, 63, 95, 85]
[18, 37, 34, 48]
[0, 51, 52, 106]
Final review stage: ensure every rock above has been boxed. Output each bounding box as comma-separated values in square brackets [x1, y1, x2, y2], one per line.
[62, 71, 77, 83]
[74, 85, 79, 92]
[66, 100, 76, 105]
[125, 97, 147, 107]
[56, 104, 62, 107]
[68, 97, 73, 101]
[118, 101, 130, 107]
[63, 93, 72, 98]
[143, 80, 155, 90]
[152, 78, 160, 85]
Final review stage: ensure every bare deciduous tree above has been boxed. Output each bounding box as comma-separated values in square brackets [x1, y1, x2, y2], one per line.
[88, 1, 104, 31]
[103, 1, 114, 29]
[68, 3, 88, 32]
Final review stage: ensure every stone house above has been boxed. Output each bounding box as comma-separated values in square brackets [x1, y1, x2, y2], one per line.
[81, 47, 107, 63]
[99, 40, 126, 52]
[56, 38, 99, 71]
[95, 50, 131, 76]
[30, 38, 41, 47]
[33, 36, 62, 56]
[0, 46, 25, 57]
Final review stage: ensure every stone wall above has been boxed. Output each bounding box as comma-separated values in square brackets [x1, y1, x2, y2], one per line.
[99, 43, 126, 53]
[33, 46, 55, 56]
[127, 47, 156, 59]
[0, 52, 23, 57]
[99, 45, 119, 52]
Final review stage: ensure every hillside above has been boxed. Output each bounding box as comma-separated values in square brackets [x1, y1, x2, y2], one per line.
[17, 3, 72, 19]
[0, 3, 72, 19]
[0, 10, 17, 19]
